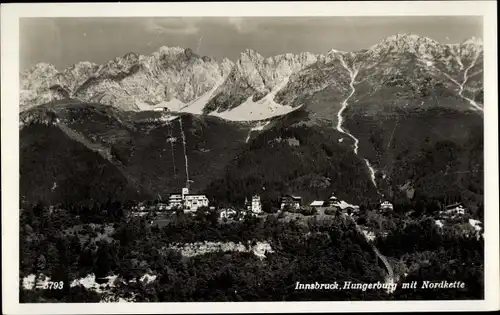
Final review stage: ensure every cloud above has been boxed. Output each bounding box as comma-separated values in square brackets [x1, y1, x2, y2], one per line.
[143, 17, 271, 35]
[227, 17, 260, 34]
[144, 18, 200, 35]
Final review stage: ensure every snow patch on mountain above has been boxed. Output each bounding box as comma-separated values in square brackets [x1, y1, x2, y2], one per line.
[180, 78, 225, 114]
[211, 95, 295, 121]
[212, 77, 295, 121]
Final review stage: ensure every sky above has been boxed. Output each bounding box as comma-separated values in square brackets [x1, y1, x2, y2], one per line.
[20, 16, 483, 71]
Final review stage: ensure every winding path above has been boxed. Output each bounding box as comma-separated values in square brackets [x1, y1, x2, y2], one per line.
[166, 120, 177, 177]
[178, 118, 190, 185]
[335, 55, 378, 187]
[350, 216, 395, 293]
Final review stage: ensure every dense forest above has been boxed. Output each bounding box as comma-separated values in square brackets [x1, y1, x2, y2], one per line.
[20, 202, 483, 302]
[375, 216, 483, 299]
[20, 124, 141, 207]
[205, 123, 379, 208]
[343, 107, 483, 210]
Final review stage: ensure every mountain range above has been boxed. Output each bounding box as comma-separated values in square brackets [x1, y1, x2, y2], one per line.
[19, 34, 484, 210]
[21, 34, 483, 118]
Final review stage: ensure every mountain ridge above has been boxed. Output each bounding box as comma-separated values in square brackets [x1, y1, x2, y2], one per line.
[21, 34, 483, 120]
[22, 34, 483, 73]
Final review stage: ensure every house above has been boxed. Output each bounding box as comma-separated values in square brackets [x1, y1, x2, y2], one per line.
[184, 194, 209, 212]
[445, 202, 464, 211]
[380, 201, 394, 211]
[168, 187, 209, 212]
[246, 195, 263, 214]
[168, 193, 183, 209]
[280, 195, 302, 210]
[220, 208, 237, 219]
[310, 200, 324, 208]
[440, 202, 465, 217]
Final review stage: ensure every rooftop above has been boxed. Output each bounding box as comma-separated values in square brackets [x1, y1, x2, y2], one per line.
[310, 201, 324, 206]
[282, 194, 302, 200]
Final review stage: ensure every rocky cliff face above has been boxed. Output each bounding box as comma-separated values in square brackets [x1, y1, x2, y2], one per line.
[21, 47, 235, 112]
[20, 34, 483, 120]
[203, 50, 320, 114]
[21, 63, 63, 112]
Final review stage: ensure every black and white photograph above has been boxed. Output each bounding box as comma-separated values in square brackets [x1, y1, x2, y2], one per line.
[1, 1, 498, 314]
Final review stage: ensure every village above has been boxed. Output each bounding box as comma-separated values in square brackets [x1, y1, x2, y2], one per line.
[130, 186, 366, 219]
[128, 186, 481, 234]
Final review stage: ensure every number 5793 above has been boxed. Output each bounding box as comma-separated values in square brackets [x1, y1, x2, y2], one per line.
[44, 281, 64, 289]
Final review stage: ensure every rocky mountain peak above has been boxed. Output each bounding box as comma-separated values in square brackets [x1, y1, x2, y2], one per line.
[22, 62, 58, 76]
[20, 34, 483, 120]
[157, 46, 185, 56]
[462, 36, 483, 46]
[122, 52, 139, 63]
[384, 33, 438, 43]
[239, 48, 265, 63]
[368, 33, 441, 55]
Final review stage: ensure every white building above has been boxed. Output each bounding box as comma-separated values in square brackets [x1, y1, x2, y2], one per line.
[184, 194, 209, 212]
[280, 195, 302, 210]
[380, 201, 394, 211]
[168, 187, 209, 212]
[440, 202, 465, 217]
[169, 193, 183, 208]
[246, 195, 263, 214]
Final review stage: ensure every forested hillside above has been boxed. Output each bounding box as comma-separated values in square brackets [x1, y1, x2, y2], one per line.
[205, 123, 379, 207]
[343, 107, 483, 209]
[20, 123, 141, 207]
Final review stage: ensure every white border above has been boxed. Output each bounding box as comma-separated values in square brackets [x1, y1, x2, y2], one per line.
[2, 1, 498, 314]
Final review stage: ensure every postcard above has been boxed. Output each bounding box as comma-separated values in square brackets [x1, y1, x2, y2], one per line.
[1, 1, 498, 314]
